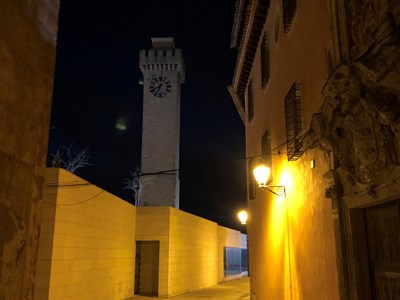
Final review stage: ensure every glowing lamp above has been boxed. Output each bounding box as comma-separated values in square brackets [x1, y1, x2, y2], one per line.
[253, 164, 271, 187]
[237, 210, 248, 225]
[252, 163, 286, 197]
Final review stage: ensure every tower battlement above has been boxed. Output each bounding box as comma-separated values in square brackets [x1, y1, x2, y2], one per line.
[139, 37, 185, 82]
[139, 48, 183, 62]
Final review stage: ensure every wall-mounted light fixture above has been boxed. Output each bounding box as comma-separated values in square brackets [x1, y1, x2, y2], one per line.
[237, 210, 248, 225]
[253, 163, 286, 197]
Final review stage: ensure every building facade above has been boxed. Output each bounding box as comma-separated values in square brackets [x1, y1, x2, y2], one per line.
[230, 0, 400, 299]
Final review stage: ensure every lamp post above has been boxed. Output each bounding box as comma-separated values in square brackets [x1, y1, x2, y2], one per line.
[237, 209, 249, 276]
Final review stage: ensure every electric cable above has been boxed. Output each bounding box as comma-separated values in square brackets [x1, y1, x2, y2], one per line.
[42, 190, 105, 206]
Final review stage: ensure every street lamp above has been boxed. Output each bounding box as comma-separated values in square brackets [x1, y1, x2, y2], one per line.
[253, 163, 286, 197]
[237, 209, 249, 276]
[237, 210, 248, 225]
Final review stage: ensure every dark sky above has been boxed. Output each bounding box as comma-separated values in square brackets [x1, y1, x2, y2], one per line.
[48, 0, 246, 231]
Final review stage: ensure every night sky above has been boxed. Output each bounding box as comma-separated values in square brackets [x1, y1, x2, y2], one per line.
[48, 0, 247, 231]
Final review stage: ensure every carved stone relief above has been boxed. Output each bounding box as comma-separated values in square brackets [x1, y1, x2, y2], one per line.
[306, 63, 400, 193]
[349, 0, 400, 90]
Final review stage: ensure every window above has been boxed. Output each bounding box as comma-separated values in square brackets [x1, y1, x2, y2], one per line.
[248, 158, 257, 200]
[284, 83, 304, 161]
[282, 0, 297, 32]
[262, 129, 272, 169]
[247, 79, 254, 122]
[261, 33, 270, 89]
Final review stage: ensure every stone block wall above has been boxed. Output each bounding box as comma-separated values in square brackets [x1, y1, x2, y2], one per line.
[35, 169, 247, 299]
[135, 207, 247, 298]
[34, 168, 136, 299]
[168, 209, 219, 296]
[135, 206, 171, 297]
[0, 1, 59, 298]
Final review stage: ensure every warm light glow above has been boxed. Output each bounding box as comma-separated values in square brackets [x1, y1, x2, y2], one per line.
[280, 171, 293, 189]
[253, 164, 271, 187]
[237, 210, 248, 225]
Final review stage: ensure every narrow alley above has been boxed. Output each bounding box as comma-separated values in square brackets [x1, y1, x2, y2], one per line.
[129, 277, 250, 300]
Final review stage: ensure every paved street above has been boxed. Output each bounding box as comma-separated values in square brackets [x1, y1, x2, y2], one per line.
[128, 277, 250, 300]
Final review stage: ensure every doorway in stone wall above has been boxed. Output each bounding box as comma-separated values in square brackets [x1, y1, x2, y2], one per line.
[134, 241, 160, 296]
[364, 200, 400, 299]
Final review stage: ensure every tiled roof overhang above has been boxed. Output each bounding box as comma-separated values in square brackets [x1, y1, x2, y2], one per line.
[228, 0, 269, 124]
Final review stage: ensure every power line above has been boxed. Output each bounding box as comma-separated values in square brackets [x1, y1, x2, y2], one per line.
[139, 134, 297, 176]
[43, 136, 296, 200]
[42, 190, 105, 206]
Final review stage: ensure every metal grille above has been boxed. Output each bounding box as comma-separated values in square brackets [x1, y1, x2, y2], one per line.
[224, 247, 248, 276]
[224, 247, 241, 276]
[241, 248, 248, 273]
[282, 0, 297, 32]
[284, 83, 304, 161]
[261, 33, 270, 89]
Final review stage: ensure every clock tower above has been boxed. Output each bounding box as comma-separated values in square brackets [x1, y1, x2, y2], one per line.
[139, 37, 185, 208]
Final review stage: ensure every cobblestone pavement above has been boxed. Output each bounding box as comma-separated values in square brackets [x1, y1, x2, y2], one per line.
[127, 277, 250, 300]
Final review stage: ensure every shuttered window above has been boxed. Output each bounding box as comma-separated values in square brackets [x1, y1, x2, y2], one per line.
[261, 33, 270, 89]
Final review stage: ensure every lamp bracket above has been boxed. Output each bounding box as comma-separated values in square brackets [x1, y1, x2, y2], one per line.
[261, 185, 286, 197]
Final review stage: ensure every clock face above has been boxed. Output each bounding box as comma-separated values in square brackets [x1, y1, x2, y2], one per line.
[149, 76, 172, 98]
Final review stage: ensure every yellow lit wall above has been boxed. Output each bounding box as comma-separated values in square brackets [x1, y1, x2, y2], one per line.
[35, 169, 247, 299]
[168, 209, 218, 296]
[244, 0, 340, 299]
[135, 206, 171, 297]
[34, 168, 136, 300]
[249, 151, 339, 299]
[136, 207, 246, 298]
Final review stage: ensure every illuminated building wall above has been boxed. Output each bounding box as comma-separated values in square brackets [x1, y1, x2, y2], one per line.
[35, 168, 246, 299]
[229, 0, 339, 298]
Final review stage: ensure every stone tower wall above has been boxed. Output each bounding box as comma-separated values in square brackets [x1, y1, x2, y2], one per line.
[139, 38, 184, 208]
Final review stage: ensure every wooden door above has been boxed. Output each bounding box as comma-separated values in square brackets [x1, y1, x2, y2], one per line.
[365, 200, 400, 299]
[134, 241, 159, 296]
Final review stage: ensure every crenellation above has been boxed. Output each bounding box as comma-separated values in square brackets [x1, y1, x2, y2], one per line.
[140, 63, 182, 72]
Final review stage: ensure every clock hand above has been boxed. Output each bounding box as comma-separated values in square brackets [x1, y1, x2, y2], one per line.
[155, 83, 162, 92]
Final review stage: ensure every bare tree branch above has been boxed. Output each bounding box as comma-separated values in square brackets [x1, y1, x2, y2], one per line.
[62, 147, 91, 173]
[123, 166, 142, 206]
[51, 149, 63, 168]
[50, 143, 92, 173]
